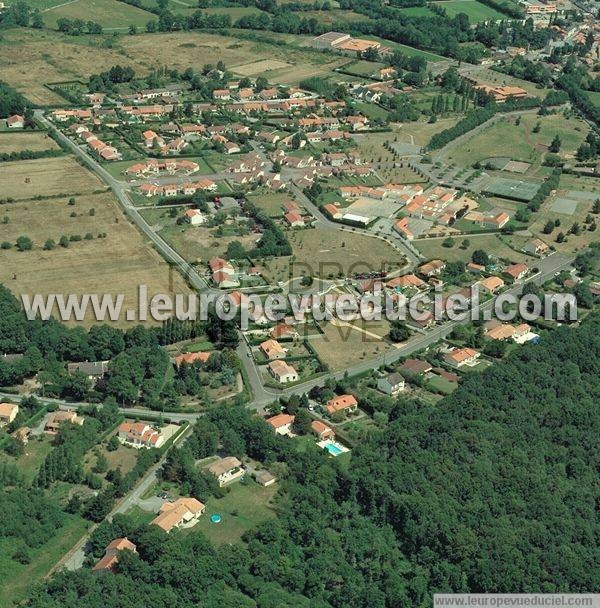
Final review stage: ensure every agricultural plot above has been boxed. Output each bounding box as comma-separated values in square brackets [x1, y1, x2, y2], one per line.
[340, 60, 387, 78]
[433, 0, 508, 21]
[0, 191, 189, 326]
[0, 29, 345, 104]
[0, 156, 104, 200]
[398, 6, 436, 16]
[43, 0, 156, 30]
[0, 131, 60, 154]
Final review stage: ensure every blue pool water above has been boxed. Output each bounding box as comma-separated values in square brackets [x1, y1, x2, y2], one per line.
[210, 514, 222, 524]
[323, 442, 343, 456]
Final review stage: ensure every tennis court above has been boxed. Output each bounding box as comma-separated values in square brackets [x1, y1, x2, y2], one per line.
[483, 177, 541, 202]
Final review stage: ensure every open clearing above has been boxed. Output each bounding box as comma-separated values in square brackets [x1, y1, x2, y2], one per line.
[433, 0, 508, 21]
[263, 228, 407, 282]
[310, 320, 394, 371]
[0, 156, 103, 200]
[232, 59, 294, 76]
[415, 234, 535, 264]
[43, 0, 156, 30]
[0, 192, 189, 326]
[0, 29, 346, 104]
[0, 131, 60, 154]
[447, 113, 590, 167]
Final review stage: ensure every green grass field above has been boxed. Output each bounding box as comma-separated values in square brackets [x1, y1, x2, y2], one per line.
[0, 515, 88, 608]
[588, 90, 600, 108]
[190, 480, 278, 545]
[43, 0, 156, 30]
[398, 6, 436, 16]
[433, 0, 507, 21]
[415, 234, 534, 264]
[447, 113, 590, 167]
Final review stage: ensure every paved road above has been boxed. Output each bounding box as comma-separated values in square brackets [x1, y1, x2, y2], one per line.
[57, 420, 194, 572]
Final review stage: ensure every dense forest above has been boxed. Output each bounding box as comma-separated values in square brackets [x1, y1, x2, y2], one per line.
[24, 314, 600, 607]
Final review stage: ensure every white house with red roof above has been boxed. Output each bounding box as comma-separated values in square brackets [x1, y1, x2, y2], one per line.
[118, 422, 167, 449]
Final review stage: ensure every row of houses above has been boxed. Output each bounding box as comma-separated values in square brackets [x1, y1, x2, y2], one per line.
[125, 159, 200, 177]
[138, 178, 217, 198]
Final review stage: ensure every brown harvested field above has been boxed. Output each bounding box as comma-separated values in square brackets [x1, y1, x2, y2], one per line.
[261, 227, 407, 282]
[232, 59, 294, 76]
[310, 320, 394, 371]
[0, 156, 104, 200]
[0, 29, 346, 103]
[0, 192, 189, 326]
[0, 131, 60, 154]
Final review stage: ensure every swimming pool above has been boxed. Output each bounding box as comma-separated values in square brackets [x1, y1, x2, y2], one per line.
[323, 442, 343, 456]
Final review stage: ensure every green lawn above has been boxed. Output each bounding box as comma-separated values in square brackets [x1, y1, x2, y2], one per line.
[427, 374, 458, 394]
[398, 5, 436, 16]
[43, 0, 156, 30]
[433, 0, 507, 21]
[354, 101, 390, 121]
[588, 90, 600, 108]
[0, 514, 89, 608]
[189, 480, 279, 545]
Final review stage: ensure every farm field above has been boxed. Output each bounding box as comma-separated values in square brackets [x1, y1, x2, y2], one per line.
[0, 191, 189, 326]
[433, 0, 508, 21]
[299, 8, 366, 24]
[0, 29, 345, 104]
[398, 6, 436, 16]
[188, 480, 278, 545]
[0, 156, 104, 200]
[43, 0, 156, 30]
[0, 131, 60, 154]
[446, 112, 590, 167]
[415, 234, 535, 264]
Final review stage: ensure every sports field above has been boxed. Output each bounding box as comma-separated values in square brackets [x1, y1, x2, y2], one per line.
[433, 0, 507, 21]
[43, 0, 156, 30]
[0, 191, 189, 326]
[483, 177, 541, 202]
